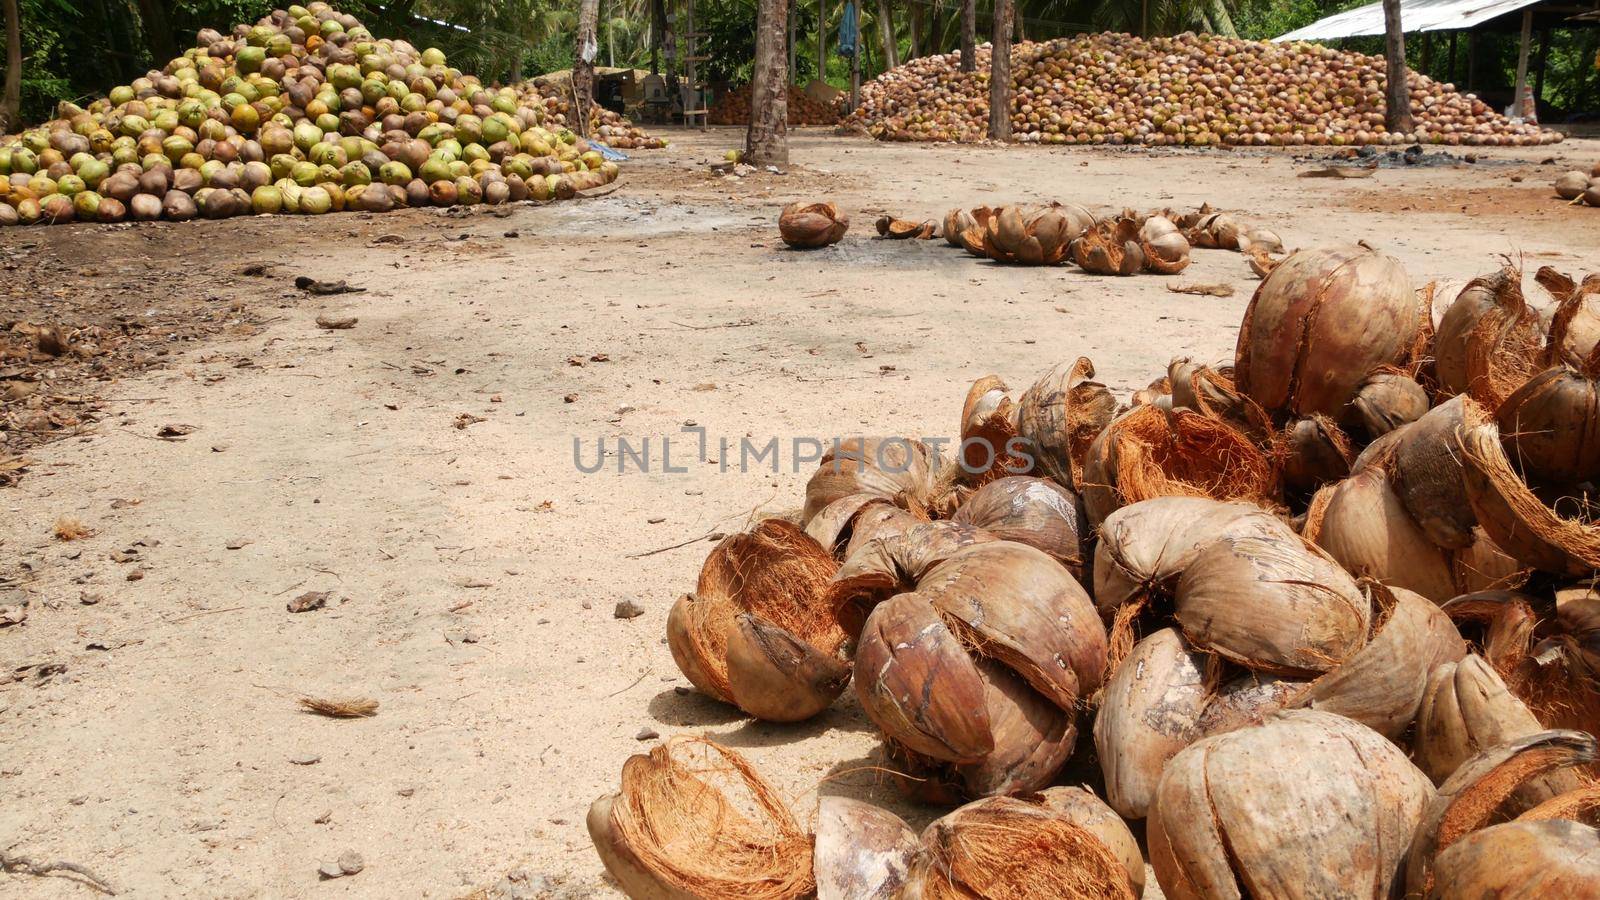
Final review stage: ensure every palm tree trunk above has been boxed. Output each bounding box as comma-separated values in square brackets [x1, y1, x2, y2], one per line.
[575, 0, 600, 136]
[959, 0, 975, 72]
[1205, 0, 1239, 38]
[875, 0, 898, 70]
[136, 0, 177, 66]
[1382, 0, 1413, 133]
[1, 0, 19, 133]
[988, 0, 1011, 140]
[909, 2, 923, 59]
[748, 0, 789, 166]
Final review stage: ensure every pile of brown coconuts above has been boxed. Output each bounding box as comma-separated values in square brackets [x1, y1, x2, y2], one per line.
[0, 3, 620, 228]
[512, 81, 668, 150]
[591, 243, 1600, 898]
[709, 84, 841, 127]
[849, 35, 1562, 147]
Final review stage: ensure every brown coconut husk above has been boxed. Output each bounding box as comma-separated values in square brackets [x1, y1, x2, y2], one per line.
[1538, 266, 1600, 367]
[589, 738, 814, 900]
[667, 520, 847, 720]
[1013, 357, 1117, 490]
[1273, 414, 1354, 497]
[949, 476, 1089, 577]
[1070, 215, 1145, 276]
[906, 794, 1139, 900]
[1496, 295, 1600, 485]
[959, 375, 1023, 485]
[1351, 367, 1429, 439]
[801, 436, 946, 525]
[1403, 729, 1598, 898]
[1139, 216, 1192, 275]
[1094, 627, 1208, 819]
[1303, 467, 1458, 602]
[1434, 265, 1539, 399]
[813, 797, 918, 900]
[1461, 269, 1546, 409]
[1444, 588, 1600, 736]
[1081, 404, 1278, 526]
[875, 215, 937, 239]
[1390, 395, 1477, 550]
[1519, 783, 1600, 826]
[778, 201, 849, 249]
[1168, 358, 1273, 442]
[827, 521, 997, 635]
[1457, 398, 1600, 576]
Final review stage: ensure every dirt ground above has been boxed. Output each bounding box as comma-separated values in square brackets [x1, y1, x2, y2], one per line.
[2, 127, 1599, 899]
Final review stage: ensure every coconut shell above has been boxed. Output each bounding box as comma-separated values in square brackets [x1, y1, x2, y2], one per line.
[1080, 404, 1277, 526]
[1430, 819, 1600, 899]
[778, 201, 848, 249]
[1404, 729, 1597, 898]
[1386, 395, 1477, 549]
[1415, 654, 1582, 812]
[588, 738, 814, 900]
[1194, 673, 1305, 737]
[1457, 399, 1600, 575]
[1174, 530, 1370, 675]
[949, 476, 1088, 576]
[1071, 215, 1145, 276]
[1496, 365, 1600, 486]
[813, 797, 917, 900]
[1275, 414, 1354, 495]
[1094, 628, 1207, 819]
[1303, 467, 1457, 602]
[1013, 357, 1116, 490]
[904, 792, 1140, 900]
[1288, 582, 1466, 738]
[801, 437, 945, 525]
[828, 521, 997, 633]
[666, 520, 847, 721]
[1351, 369, 1428, 438]
[1235, 245, 1421, 420]
[1147, 710, 1433, 900]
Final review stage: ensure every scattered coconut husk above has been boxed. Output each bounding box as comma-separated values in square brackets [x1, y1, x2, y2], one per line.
[588, 738, 814, 900]
[298, 696, 379, 718]
[875, 215, 937, 239]
[52, 516, 94, 541]
[779, 202, 850, 249]
[1166, 282, 1233, 297]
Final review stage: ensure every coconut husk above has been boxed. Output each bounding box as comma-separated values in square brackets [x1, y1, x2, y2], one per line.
[1460, 268, 1546, 408]
[1148, 710, 1433, 900]
[943, 208, 978, 248]
[588, 738, 814, 900]
[960, 375, 1022, 485]
[1538, 266, 1600, 367]
[779, 201, 849, 248]
[1235, 245, 1422, 421]
[801, 437, 946, 525]
[667, 520, 848, 721]
[1457, 399, 1600, 576]
[1434, 266, 1538, 399]
[1013, 357, 1116, 490]
[1138, 216, 1191, 275]
[828, 521, 997, 635]
[1245, 247, 1282, 279]
[1070, 215, 1145, 276]
[1445, 588, 1600, 735]
[1429, 819, 1600, 897]
[905, 793, 1139, 899]
[1274, 414, 1354, 496]
[875, 215, 937, 239]
[1415, 655, 1584, 813]
[1174, 530, 1371, 676]
[949, 476, 1089, 577]
[1351, 368, 1429, 439]
[1302, 467, 1458, 602]
[1496, 353, 1600, 488]
[1286, 582, 1467, 739]
[813, 797, 917, 900]
[1080, 404, 1278, 526]
[1519, 783, 1600, 826]
[956, 207, 998, 256]
[1093, 627, 1208, 819]
[943, 659, 1079, 799]
[1194, 672, 1305, 737]
[1389, 396, 1477, 550]
[1167, 358, 1273, 442]
[1403, 729, 1598, 898]
[804, 493, 899, 558]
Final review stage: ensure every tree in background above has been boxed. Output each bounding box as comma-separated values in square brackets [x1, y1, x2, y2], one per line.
[747, 0, 787, 164]
[988, 0, 1011, 139]
[1382, 0, 1413, 132]
[2, 0, 20, 133]
[573, 0, 599, 136]
[960, 0, 974, 72]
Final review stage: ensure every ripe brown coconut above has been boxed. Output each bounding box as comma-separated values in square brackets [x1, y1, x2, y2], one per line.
[800, 437, 947, 525]
[778, 202, 849, 248]
[813, 797, 918, 900]
[587, 738, 814, 900]
[1457, 397, 1600, 576]
[1433, 266, 1539, 399]
[1147, 710, 1434, 900]
[949, 476, 1089, 578]
[902, 789, 1143, 900]
[1012, 358, 1117, 490]
[1273, 414, 1354, 496]
[1235, 244, 1422, 422]
[1444, 587, 1600, 735]
[666, 520, 849, 722]
[1404, 729, 1598, 898]
[1079, 404, 1278, 526]
[1070, 214, 1145, 276]
[1389, 395, 1477, 549]
[850, 539, 1107, 799]
[1350, 368, 1428, 438]
[1415, 654, 1583, 813]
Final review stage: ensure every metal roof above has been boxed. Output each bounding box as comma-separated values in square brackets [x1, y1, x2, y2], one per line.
[1274, 0, 1546, 41]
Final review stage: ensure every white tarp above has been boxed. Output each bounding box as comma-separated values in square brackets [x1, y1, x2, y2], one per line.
[1275, 0, 1545, 41]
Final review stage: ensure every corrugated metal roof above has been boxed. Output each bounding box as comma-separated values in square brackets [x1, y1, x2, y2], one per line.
[1274, 0, 1544, 41]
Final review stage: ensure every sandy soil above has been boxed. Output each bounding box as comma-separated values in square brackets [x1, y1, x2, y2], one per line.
[2, 126, 1598, 899]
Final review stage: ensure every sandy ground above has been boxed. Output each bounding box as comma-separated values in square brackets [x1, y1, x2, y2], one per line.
[3, 127, 1599, 899]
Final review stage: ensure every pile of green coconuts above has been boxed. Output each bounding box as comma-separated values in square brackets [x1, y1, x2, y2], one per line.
[0, 2, 620, 227]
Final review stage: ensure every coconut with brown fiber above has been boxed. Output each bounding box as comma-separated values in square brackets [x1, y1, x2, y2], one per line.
[1436, 265, 1545, 406]
[1147, 710, 1434, 900]
[1404, 729, 1599, 898]
[976, 204, 1094, 265]
[1457, 397, 1600, 576]
[800, 436, 947, 525]
[587, 738, 814, 900]
[1415, 653, 1584, 814]
[1137, 215, 1192, 274]
[847, 536, 1107, 799]
[1166, 358, 1272, 442]
[813, 797, 918, 900]
[949, 476, 1089, 579]
[1495, 272, 1600, 485]
[666, 520, 850, 722]
[778, 202, 849, 248]
[875, 215, 938, 239]
[1070, 214, 1146, 276]
[959, 374, 1024, 485]
[1274, 414, 1354, 496]
[1538, 267, 1600, 367]
[946, 360, 1117, 492]
[1444, 587, 1600, 735]
[1079, 403, 1277, 526]
[1235, 244, 1423, 422]
[1349, 368, 1428, 438]
[803, 493, 927, 561]
[942, 207, 983, 247]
